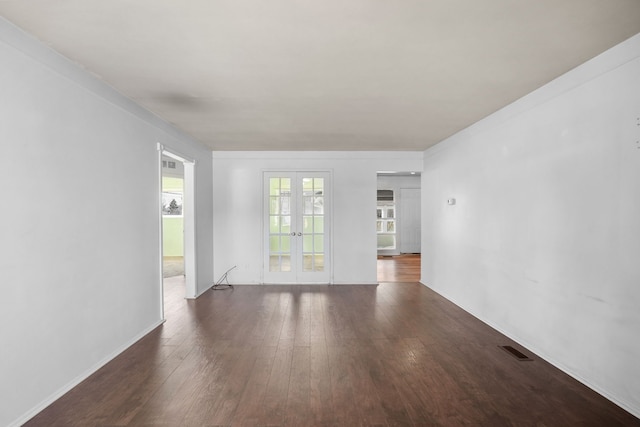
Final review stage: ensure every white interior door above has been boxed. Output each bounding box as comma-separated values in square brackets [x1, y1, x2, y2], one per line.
[399, 188, 421, 253]
[264, 171, 331, 284]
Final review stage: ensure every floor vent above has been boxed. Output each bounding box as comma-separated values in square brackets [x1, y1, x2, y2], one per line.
[500, 345, 533, 361]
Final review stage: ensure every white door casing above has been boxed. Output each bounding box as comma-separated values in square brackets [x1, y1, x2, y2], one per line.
[399, 188, 421, 254]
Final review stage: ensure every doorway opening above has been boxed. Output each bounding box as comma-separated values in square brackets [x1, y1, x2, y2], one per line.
[159, 146, 196, 320]
[162, 156, 184, 279]
[376, 171, 421, 283]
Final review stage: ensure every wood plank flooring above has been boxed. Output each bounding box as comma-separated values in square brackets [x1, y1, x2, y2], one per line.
[25, 277, 639, 426]
[377, 254, 420, 282]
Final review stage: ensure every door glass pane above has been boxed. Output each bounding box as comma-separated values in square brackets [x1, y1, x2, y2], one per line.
[270, 197, 279, 215]
[270, 236, 280, 252]
[314, 217, 324, 233]
[303, 196, 313, 214]
[303, 216, 313, 233]
[303, 235, 313, 252]
[302, 178, 313, 195]
[314, 254, 324, 271]
[314, 178, 324, 214]
[281, 178, 291, 193]
[314, 234, 324, 252]
[270, 216, 280, 233]
[281, 215, 291, 234]
[269, 178, 280, 196]
[281, 255, 291, 272]
[281, 195, 291, 215]
[269, 255, 280, 271]
[314, 195, 323, 214]
[281, 236, 291, 252]
[303, 254, 313, 272]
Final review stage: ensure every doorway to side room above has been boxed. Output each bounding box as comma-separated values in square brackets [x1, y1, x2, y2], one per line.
[162, 155, 184, 279]
[159, 147, 196, 319]
[376, 171, 421, 283]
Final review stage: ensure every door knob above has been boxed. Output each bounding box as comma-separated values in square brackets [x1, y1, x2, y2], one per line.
[297, 232, 302, 236]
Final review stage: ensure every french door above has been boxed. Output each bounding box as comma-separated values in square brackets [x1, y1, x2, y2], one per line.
[263, 171, 331, 284]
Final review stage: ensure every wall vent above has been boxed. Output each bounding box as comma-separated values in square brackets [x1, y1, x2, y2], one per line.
[500, 345, 533, 361]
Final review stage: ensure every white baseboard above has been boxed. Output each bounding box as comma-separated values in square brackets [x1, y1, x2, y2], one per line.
[191, 283, 211, 298]
[11, 319, 164, 427]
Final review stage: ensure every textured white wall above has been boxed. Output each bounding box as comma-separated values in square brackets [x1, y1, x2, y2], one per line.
[0, 18, 213, 427]
[212, 152, 422, 284]
[421, 34, 640, 416]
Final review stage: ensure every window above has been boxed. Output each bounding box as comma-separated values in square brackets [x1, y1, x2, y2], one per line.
[377, 190, 396, 250]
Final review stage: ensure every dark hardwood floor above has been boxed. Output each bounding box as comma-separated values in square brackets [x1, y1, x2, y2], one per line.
[25, 276, 639, 426]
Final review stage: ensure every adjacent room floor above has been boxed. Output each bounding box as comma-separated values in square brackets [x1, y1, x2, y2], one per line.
[377, 253, 420, 282]
[24, 276, 639, 426]
[163, 256, 185, 278]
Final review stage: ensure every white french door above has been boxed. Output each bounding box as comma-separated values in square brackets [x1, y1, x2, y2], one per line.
[263, 171, 331, 284]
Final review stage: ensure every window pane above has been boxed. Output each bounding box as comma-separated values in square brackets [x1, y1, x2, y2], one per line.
[314, 216, 324, 233]
[314, 178, 324, 195]
[377, 234, 395, 249]
[386, 221, 395, 232]
[314, 254, 324, 271]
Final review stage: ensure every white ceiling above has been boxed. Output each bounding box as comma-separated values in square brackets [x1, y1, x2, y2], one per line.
[2, 1, 640, 151]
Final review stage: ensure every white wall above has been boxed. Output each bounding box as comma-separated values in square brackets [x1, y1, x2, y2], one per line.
[421, 33, 640, 416]
[212, 152, 422, 284]
[0, 18, 213, 427]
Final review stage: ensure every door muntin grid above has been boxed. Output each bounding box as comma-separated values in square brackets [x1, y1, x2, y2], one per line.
[265, 172, 330, 282]
[301, 177, 324, 272]
[269, 177, 292, 272]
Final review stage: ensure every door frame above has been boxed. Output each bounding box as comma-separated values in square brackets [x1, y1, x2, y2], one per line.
[262, 169, 333, 284]
[399, 188, 421, 254]
[158, 144, 197, 320]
